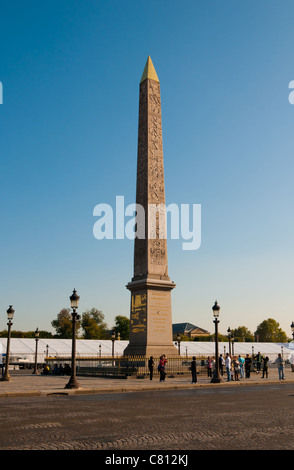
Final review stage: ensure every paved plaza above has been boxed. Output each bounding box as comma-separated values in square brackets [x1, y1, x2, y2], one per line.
[0, 368, 293, 452]
[0, 380, 294, 452]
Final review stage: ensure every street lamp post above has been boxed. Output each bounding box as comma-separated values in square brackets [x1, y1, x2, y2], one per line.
[32, 327, 40, 375]
[177, 333, 181, 355]
[65, 289, 81, 389]
[227, 327, 231, 356]
[111, 331, 116, 357]
[111, 332, 120, 365]
[211, 301, 222, 383]
[1, 305, 15, 382]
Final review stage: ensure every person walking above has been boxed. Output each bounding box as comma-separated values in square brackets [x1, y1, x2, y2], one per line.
[276, 353, 285, 380]
[262, 356, 269, 378]
[190, 356, 197, 384]
[206, 357, 213, 378]
[225, 353, 231, 382]
[148, 356, 154, 380]
[245, 354, 252, 378]
[238, 355, 245, 379]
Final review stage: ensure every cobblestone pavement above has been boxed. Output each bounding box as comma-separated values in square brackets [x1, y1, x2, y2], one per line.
[0, 375, 294, 451]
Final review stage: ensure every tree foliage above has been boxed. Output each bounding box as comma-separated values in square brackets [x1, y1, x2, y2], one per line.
[0, 330, 54, 338]
[231, 326, 255, 342]
[113, 315, 130, 340]
[51, 308, 78, 338]
[254, 318, 288, 342]
[81, 308, 108, 339]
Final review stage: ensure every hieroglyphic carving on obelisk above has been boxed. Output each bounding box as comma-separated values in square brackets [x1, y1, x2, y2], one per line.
[124, 57, 177, 357]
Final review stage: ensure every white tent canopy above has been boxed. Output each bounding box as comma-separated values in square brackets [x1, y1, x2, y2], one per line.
[0, 338, 293, 364]
[0, 338, 129, 363]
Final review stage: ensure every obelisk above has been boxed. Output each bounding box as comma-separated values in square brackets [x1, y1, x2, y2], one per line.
[124, 56, 177, 357]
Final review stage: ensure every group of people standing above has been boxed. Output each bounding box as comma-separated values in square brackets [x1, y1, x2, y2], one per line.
[219, 352, 270, 381]
[220, 353, 257, 381]
[214, 351, 285, 382]
[148, 351, 286, 383]
[202, 353, 259, 382]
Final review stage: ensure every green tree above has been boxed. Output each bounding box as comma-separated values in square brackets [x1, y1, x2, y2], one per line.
[193, 335, 214, 342]
[113, 315, 130, 340]
[36, 330, 54, 339]
[255, 318, 288, 342]
[0, 330, 53, 338]
[209, 334, 229, 342]
[51, 308, 78, 338]
[231, 326, 254, 342]
[81, 308, 108, 339]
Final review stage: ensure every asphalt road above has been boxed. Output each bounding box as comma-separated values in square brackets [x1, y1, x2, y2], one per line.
[0, 383, 294, 452]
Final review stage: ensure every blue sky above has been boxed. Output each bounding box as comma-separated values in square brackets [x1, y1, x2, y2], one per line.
[1, 0, 294, 337]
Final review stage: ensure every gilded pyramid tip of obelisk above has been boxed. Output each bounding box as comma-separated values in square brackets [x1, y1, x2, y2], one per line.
[140, 56, 159, 83]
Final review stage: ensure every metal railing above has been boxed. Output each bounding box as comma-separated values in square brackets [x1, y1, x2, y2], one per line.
[45, 354, 293, 378]
[46, 355, 205, 377]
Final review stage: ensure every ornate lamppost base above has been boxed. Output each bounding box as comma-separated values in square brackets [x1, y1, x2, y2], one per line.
[0, 375, 11, 382]
[65, 377, 81, 389]
[211, 376, 222, 383]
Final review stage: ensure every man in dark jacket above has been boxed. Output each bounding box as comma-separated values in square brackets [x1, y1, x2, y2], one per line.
[245, 354, 252, 378]
[262, 356, 269, 378]
[148, 356, 154, 380]
[191, 356, 197, 383]
[255, 352, 262, 373]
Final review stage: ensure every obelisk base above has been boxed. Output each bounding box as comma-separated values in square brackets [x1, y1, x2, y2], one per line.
[123, 278, 178, 357]
[123, 343, 178, 357]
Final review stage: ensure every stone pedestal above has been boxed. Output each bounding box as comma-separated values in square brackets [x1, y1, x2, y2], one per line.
[124, 278, 176, 356]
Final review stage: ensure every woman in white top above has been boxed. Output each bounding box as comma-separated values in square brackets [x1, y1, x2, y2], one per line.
[225, 354, 231, 382]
